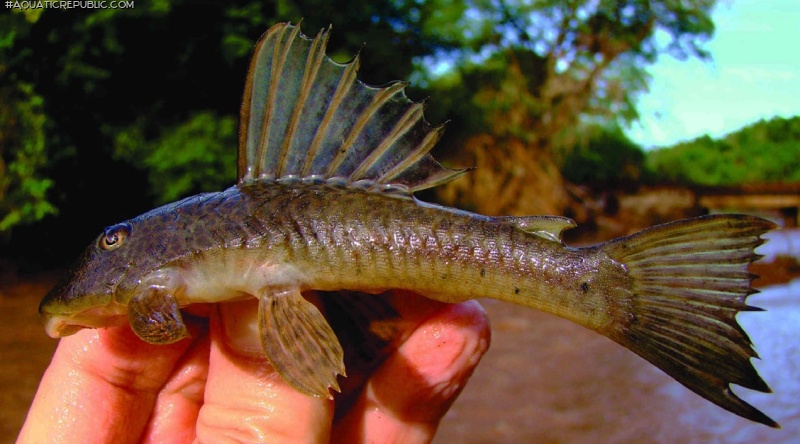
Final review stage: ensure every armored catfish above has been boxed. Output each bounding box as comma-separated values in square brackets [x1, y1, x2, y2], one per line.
[40, 22, 778, 427]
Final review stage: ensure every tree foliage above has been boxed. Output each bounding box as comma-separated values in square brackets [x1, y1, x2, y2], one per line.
[1, 0, 437, 242]
[111, 112, 239, 203]
[0, 83, 57, 235]
[416, 0, 716, 152]
[421, 0, 715, 216]
[561, 124, 645, 187]
[0, 11, 57, 235]
[646, 116, 800, 185]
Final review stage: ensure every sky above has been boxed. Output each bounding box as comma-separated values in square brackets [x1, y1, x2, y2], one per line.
[625, 0, 800, 149]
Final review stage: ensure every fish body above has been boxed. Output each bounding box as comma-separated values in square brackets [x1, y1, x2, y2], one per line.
[40, 23, 778, 427]
[46, 181, 623, 332]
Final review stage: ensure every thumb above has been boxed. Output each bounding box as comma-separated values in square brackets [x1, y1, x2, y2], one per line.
[333, 300, 491, 443]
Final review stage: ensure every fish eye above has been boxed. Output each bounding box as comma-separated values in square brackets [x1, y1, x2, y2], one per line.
[99, 223, 132, 251]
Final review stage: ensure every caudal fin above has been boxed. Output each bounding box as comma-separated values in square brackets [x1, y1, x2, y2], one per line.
[600, 214, 779, 428]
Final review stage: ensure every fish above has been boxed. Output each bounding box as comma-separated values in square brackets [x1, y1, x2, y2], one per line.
[40, 22, 779, 428]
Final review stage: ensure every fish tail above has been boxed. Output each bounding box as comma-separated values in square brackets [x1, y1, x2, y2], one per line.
[598, 214, 779, 428]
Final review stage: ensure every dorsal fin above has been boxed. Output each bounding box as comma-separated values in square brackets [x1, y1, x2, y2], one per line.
[496, 216, 576, 242]
[238, 22, 467, 194]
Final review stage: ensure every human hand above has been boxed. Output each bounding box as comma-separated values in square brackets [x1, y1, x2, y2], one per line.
[18, 291, 490, 443]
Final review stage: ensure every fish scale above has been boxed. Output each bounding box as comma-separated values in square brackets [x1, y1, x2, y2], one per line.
[226, 183, 602, 310]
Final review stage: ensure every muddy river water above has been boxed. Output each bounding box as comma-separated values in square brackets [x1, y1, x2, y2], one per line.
[2, 230, 798, 442]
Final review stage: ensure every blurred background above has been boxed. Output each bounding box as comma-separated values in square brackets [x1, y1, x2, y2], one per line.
[1, 0, 798, 442]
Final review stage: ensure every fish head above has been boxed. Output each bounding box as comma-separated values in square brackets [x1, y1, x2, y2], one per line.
[40, 222, 137, 338]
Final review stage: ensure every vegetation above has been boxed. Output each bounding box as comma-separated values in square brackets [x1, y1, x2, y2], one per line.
[560, 125, 645, 188]
[0, 11, 57, 235]
[646, 116, 800, 186]
[418, 0, 718, 216]
[557, 116, 800, 188]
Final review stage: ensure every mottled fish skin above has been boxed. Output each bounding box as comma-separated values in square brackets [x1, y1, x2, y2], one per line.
[125, 182, 629, 329]
[44, 182, 623, 330]
[39, 22, 779, 428]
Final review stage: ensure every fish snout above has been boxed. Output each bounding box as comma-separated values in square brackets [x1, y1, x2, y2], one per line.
[39, 305, 129, 339]
[42, 313, 86, 338]
[39, 288, 88, 338]
[39, 283, 126, 338]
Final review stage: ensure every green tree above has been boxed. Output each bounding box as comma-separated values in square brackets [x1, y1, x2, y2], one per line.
[646, 116, 800, 185]
[417, 0, 715, 138]
[111, 112, 238, 203]
[0, 83, 57, 235]
[0, 0, 438, 242]
[3, 0, 475, 264]
[0, 10, 57, 235]
[416, 0, 716, 215]
[561, 125, 645, 187]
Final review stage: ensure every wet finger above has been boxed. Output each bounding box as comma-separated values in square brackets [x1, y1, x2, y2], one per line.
[195, 300, 334, 442]
[18, 325, 194, 444]
[332, 300, 490, 443]
[139, 326, 211, 443]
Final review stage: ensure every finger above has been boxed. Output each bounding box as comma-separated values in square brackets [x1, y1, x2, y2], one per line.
[139, 325, 211, 444]
[333, 300, 490, 443]
[196, 300, 334, 442]
[18, 325, 195, 444]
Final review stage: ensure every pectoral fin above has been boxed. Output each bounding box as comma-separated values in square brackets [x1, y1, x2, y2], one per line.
[129, 288, 189, 344]
[258, 288, 345, 398]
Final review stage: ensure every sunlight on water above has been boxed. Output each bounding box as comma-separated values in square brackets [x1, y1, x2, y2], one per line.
[757, 229, 800, 261]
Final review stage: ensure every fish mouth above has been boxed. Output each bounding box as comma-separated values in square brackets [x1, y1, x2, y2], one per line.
[44, 316, 90, 338]
[41, 305, 129, 338]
